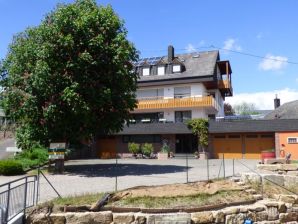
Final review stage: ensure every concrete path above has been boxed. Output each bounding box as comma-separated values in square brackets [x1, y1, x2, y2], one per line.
[0, 138, 15, 160]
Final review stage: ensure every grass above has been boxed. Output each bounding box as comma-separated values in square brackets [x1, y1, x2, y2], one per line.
[50, 193, 105, 206]
[109, 190, 253, 209]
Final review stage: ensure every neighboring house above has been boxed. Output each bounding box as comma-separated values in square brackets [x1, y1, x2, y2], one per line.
[97, 45, 233, 158]
[209, 99, 298, 160]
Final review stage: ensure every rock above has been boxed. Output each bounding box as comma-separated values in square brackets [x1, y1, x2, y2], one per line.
[257, 164, 279, 172]
[253, 194, 263, 200]
[191, 211, 213, 224]
[65, 212, 113, 224]
[239, 206, 248, 213]
[284, 175, 298, 188]
[263, 174, 285, 187]
[278, 203, 287, 213]
[280, 164, 298, 171]
[134, 213, 147, 224]
[245, 189, 257, 194]
[287, 171, 298, 176]
[212, 211, 225, 223]
[148, 213, 191, 224]
[27, 214, 66, 224]
[241, 173, 262, 183]
[278, 195, 297, 204]
[267, 207, 279, 221]
[230, 177, 240, 182]
[113, 213, 135, 224]
[237, 181, 245, 186]
[279, 212, 298, 222]
[256, 211, 268, 221]
[225, 213, 246, 224]
[256, 221, 280, 224]
[248, 205, 265, 212]
[247, 212, 257, 222]
[222, 207, 240, 215]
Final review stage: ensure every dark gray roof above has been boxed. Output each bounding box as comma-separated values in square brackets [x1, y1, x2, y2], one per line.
[117, 123, 192, 135]
[265, 100, 298, 119]
[209, 119, 298, 134]
[138, 51, 219, 83]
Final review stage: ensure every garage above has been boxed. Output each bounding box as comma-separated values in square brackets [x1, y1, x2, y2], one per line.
[211, 133, 275, 159]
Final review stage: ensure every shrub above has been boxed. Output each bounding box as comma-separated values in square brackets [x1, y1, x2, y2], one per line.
[0, 160, 24, 176]
[15, 147, 48, 169]
[160, 143, 170, 153]
[141, 143, 154, 157]
[128, 142, 140, 155]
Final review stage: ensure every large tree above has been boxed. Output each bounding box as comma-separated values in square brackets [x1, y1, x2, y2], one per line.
[233, 102, 259, 115]
[1, 0, 138, 150]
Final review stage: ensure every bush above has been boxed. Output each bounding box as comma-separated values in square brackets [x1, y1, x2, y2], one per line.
[141, 143, 154, 157]
[0, 160, 24, 176]
[15, 147, 48, 169]
[128, 142, 140, 154]
[160, 143, 170, 153]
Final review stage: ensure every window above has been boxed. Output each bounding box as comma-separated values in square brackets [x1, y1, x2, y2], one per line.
[246, 135, 258, 138]
[214, 135, 226, 139]
[208, 114, 216, 120]
[228, 135, 240, 138]
[143, 67, 150, 76]
[174, 86, 191, 98]
[175, 111, 191, 123]
[136, 88, 164, 100]
[288, 137, 298, 144]
[173, 64, 181, 73]
[157, 66, 165, 75]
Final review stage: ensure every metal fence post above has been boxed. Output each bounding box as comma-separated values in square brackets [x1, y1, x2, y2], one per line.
[36, 165, 40, 204]
[185, 153, 189, 183]
[223, 154, 226, 178]
[232, 159, 235, 177]
[6, 182, 10, 222]
[23, 177, 28, 212]
[207, 158, 209, 181]
[115, 153, 118, 192]
[261, 176, 264, 197]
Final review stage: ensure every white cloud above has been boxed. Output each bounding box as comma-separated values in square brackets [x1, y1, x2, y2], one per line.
[186, 43, 196, 52]
[223, 38, 242, 52]
[225, 88, 298, 110]
[258, 54, 288, 71]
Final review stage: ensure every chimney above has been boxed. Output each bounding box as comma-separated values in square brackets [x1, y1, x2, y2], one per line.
[274, 94, 280, 109]
[168, 45, 174, 62]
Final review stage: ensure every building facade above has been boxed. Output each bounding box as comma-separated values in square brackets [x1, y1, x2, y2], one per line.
[97, 45, 233, 158]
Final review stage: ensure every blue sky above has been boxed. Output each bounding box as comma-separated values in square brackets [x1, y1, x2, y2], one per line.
[1, 0, 298, 109]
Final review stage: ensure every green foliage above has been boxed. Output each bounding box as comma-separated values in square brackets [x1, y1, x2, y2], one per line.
[128, 142, 140, 154]
[160, 143, 170, 153]
[224, 103, 235, 116]
[141, 143, 154, 157]
[1, 0, 138, 150]
[187, 118, 209, 150]
[0, 160, 24, 176]
[233, 102, 259, 115]
[15, 147, 48, 169]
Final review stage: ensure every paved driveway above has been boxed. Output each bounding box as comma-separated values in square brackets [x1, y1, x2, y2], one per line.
[0, 158, 259, 202]
[31, 158, 259, 202]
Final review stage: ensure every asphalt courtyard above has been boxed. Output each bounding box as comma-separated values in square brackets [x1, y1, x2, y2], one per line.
[0, 158, 259, 202]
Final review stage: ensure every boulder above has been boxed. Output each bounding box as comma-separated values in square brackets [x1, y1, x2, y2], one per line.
[134, 213, 147, 224]
[225, 213, 246, 224]
[113, 213, 135, 224]
[279, 212, 298, 222]
[191, 211, 213, 224]
[280, 164, 298, 171]
[256, 211, 268, 221]
[267, 207, 279, 221]
[65, 212, 112, 224]
[212, 211, 225, 223]
[148, 213, 191, 224]
[27, 214, 66, 224]
[222, 207, 239, 215]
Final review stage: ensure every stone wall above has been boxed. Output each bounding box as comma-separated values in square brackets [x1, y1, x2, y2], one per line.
[27, 199, 298, 224]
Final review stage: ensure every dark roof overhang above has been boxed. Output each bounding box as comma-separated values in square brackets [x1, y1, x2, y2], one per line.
[217, 60, 232, 74]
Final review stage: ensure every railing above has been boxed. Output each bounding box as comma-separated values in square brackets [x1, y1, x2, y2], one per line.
[136, 96, 219, 110]
[0, 176, 37, 223]
[218, 80, 231, 89]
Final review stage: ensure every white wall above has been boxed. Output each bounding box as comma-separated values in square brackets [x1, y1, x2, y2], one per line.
[191, 83, 206, 97]
[164, 86, 174, 99]
[192, 109, 208, 119]
[164, 110, 175, 121]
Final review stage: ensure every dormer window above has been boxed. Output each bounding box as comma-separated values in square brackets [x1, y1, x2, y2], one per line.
[143, 67, 150, 76]
[157, 66, 165, 76]
[173, 64, 181, 73]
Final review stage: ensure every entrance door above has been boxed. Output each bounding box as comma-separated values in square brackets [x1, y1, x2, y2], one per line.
[176, 134, 197, 153]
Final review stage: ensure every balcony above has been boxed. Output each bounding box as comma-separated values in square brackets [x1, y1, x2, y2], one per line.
[218, 80, 233, 96]
[136, 96, 219, 111]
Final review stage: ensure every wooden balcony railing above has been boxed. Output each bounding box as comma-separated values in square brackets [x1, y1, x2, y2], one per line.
[136, 96, 219, 110]
[218, 80, 231, 89]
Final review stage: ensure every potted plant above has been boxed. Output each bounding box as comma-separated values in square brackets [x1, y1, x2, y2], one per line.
[194, 151, 199, 159]
[187, 118, 209, 160]
[128, 142, 140, 158]
[141, 143, 154, 158]
[158, 143, 170, 160]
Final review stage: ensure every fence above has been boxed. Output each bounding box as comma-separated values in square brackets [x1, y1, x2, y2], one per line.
[0, 175, 37, 223]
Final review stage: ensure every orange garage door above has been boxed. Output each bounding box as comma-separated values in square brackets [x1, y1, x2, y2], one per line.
[213, 134, 243, 159]
[244, 134, 274, 159]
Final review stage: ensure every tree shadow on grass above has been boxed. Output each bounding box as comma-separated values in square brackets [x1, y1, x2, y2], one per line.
[62, 163, 191, 177]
